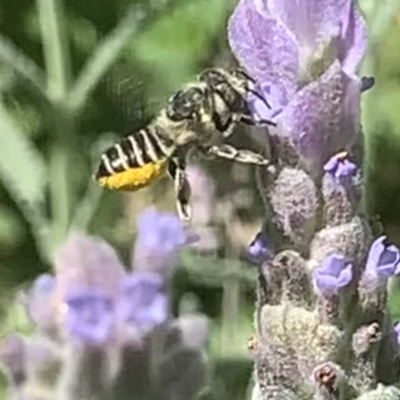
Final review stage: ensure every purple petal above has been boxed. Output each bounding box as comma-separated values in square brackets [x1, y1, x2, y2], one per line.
[338, 1, 367, 75]
[247, 231, 273, 265]
[280, 61, 360, 170]
[137, 207, 158, 232]
[125, 294, 168, 332]
[336, 263, 353, 287]
[321, 254, 347, 278]
[228, 0, 298, 104]
[365, 236, 386, 272]
[136, 208, 187, 252]
[119, 272, 168, 333]
[64, 288, 115, 344]
[133, 208, 190, 272]
[267, 0, 346, 51]
[248, 82, 285, 121]
[314, 271, 342, 291]
[394, 322, 400, 345]
[324, 154, 357, 178]
[32, 274, 55, 294]
[335, 160, 357, 178]
[26, 274, 58, 333]
[314, 254, 353, 292]
[366, 236, 400, 277]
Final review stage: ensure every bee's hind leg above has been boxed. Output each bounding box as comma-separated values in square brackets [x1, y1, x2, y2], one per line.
[208, 144, 269, 166]
[167, 158, 192, 221]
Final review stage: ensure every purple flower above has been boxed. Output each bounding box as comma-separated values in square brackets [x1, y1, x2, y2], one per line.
[247, 231, 273, 265]
[0, 333, 26, 385]
[119, 271, 168, 333]
[365, 236, 400, 278]
[394, 322, 400, 345]
[324, 152, 357, 179]
[26, 274, 58, 334]
[64, 287, 115, 344]
[56, 233, 125, 300]
[132, 207, 191, 273]
[228, 0, 366, 171]
[313, 254, 353, 293]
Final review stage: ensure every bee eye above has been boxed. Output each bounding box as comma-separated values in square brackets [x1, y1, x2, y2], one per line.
[167, 89, 200, 121]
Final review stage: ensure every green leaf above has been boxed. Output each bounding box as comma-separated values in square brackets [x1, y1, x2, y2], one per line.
[0, 206, 25, 249]
[68, 6, 147, 113]
[0, 100, 47, 207]
[0, 99, 52, 262]
[0, 32, 47, 97]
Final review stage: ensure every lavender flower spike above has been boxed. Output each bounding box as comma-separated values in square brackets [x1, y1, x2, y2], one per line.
[365, 236, 400, 278]
[227, 0, 400, 398]
[55, 232, 126, 344]
[228, 0, 366, 171]
[313, 254, 353, 293]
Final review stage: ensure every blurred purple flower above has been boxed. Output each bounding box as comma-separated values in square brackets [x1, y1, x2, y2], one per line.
[394, 322, 400, 345]
[26, 274, 58, 334]
[32, 273, 55, 293]
[56, 233, 125, 300]
[324, 152, 357, 179]
[228, 0, 366, 170]
[0, 333, 26, 385]
[132, 207, 192, 273]
[119, 271, 168, 333]
[314, 254, 353, 293]
[365, 236, 400, 278]
[64, 288, 115, 344]
[247, 231, 273, 265]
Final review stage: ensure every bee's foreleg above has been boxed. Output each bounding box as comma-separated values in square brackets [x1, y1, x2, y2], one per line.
[208, 144, 269, 166]
[240, 115, 277, 127]
[167, 159, 192, 221]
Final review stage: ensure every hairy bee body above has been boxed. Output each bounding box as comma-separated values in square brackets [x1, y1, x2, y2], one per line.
[94, 68, 275, 219]
[94, 126, 172, 191]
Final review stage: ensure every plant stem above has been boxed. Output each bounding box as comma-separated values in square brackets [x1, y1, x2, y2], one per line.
[36, 0, 74, 253]
[36, 0, 70, 101]
[221, 259, 240, 355]
[49, 110, 75, 250]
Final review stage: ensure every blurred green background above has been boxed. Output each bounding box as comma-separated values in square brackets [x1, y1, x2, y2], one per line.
[0, 0, 400, 398]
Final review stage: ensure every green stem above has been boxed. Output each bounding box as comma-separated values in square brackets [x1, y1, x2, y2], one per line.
[221, 259, 241, 355]
[49, 116, 74, 250]
[36, 0, 70, 101]
[36, 0, 75, 253]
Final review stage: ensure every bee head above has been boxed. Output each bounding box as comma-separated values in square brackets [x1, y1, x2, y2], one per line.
[199, 68, 255, 113]
[166, 87, 206, 122]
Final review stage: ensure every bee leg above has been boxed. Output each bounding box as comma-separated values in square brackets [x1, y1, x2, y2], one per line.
[240, 115, 277, 127]
[208, 144, 269, 166]
[167, 159, 192, 221]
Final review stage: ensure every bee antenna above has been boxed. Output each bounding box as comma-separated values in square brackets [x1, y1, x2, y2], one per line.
[248, 89, 271, 109]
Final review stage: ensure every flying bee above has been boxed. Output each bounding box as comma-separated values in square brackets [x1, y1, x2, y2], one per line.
[94, 67, 276, 221]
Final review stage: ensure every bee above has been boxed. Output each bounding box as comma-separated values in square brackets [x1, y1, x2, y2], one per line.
[94, 68, 276, 221]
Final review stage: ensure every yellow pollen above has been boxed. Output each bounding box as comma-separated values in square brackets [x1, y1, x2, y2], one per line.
[97, 161, 167, 191]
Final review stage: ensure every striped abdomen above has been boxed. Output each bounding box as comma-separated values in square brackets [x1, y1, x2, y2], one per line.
[94, 125, 175, 191]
